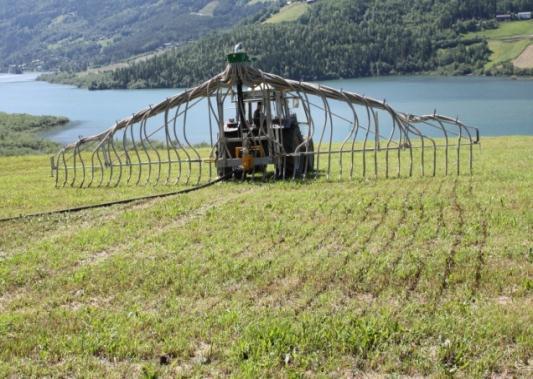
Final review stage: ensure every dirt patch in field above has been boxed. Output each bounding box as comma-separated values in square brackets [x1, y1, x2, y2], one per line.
[513, 44, 533, 68]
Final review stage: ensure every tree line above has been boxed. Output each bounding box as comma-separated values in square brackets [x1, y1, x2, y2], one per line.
[79, 0, 532, 90]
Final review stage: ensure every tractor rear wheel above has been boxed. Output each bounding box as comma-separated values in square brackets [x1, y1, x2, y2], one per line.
[278, 125, 314, 178]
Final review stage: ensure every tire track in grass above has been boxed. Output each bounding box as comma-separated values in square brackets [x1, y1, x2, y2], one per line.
[378, 184, 417, 253]
[309, 179, 421, 311]
[334, 182, 411, 301]
[331, 191, 383, 309]
[406, 179, 446, 296]
[1, 189, 252, 309]
[248, 193, 354, 307]
[180, 183, 302, 279]
[155, 187, 348, 372]
[437, 178, 465, 299]
[233, 188, 343, 261]
[294, 194, 381, 312]
[0, 188, 209, 254]
[0, 187, 260, 312]
[146, 186, 263, 237]
[473, 212, 488, 293]
[470, 179, 488, 295]
[371, 179, 434, 297]
[75, 186, 266, 305]
[344, 180, 419, 292]
[322, 181, 418, 310]
[292, 182, 408, 315]
[24, 186, 264, 317]
[138, 184, 288, 314]
[150, 186, 353, 314]
[1, 184, 232, 261]
[0, 203, 136, 257]
[196, 189, 348, 312]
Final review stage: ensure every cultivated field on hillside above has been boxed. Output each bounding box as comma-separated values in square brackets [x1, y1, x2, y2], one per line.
[0, 137, 531, 377]
[264, 1, 309, 24]
[466, 20, 533, 69]
[515, 44, 533, 69]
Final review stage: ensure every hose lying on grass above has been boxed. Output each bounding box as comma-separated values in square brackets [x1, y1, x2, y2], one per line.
[0, 176, 226, 223]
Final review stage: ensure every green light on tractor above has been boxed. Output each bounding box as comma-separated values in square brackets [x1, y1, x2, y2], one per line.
[227, 51, 250, 63]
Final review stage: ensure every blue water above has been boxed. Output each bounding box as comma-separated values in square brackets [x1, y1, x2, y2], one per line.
[0, 73, 532, 145]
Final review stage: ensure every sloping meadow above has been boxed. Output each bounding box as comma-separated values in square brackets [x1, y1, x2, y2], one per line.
[0, 136, 531, 377]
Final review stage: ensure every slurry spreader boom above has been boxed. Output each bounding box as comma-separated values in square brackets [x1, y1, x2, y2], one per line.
[51, 49, 479, 188]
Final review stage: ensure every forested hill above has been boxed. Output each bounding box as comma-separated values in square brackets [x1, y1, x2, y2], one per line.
[75, 0, 533, 90]
[0, 0, 276, 72]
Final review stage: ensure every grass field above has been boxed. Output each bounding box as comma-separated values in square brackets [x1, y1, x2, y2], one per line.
[194, 1, 219, 17]
[469, 20, 533, 40]
[515, 44, 533, 68]
[0, 136, 531, 377]
[264, 2, 309, 24]
[486, 39, 532, 69]
[466, 20, 533, 69]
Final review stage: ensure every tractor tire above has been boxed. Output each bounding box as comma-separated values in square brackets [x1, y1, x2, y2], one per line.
[216, 138, 242, 179]
[278, 125, 314, 178]
[215, 146, 235, 179]
[304, 137, 315, 176]
[217, 166, 234, 179]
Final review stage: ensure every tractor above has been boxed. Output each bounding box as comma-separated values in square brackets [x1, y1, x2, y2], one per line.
[216, 53, 314, 179]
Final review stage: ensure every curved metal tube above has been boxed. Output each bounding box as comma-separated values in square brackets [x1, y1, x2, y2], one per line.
[51, 62, 479, 187]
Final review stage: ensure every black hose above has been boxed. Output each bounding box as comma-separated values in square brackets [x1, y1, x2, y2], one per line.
[0, 177, 225, 224]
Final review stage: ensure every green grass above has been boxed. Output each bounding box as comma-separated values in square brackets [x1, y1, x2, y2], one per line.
[486, 39, 532, 68]
[467, 20, 533, 40]
[264, 2, 309, 24]
[0, 136, 531, 377]
[466, 20, 533, 69]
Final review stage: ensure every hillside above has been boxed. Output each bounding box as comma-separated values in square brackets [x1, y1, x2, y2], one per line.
[44, 0, 533, 89]
[0, 136, 531, 376]
[465, 19, 533, 71]
[0, 0, 276, 72]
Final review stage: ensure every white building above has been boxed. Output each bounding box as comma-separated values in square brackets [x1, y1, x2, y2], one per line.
[517, 11, 532, 20]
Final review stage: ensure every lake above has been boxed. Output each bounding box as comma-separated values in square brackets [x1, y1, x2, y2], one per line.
[0, 73, 532, 145]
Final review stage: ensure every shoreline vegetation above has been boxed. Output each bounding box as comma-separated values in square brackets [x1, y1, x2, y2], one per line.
[0, 112, 69, 156]
[36, 68, 533, 91]
[36, 1, 533, 90]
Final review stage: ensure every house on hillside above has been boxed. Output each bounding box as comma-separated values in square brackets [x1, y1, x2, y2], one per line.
[496, 14, 512, 22]
[517, 12, 532, 20]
